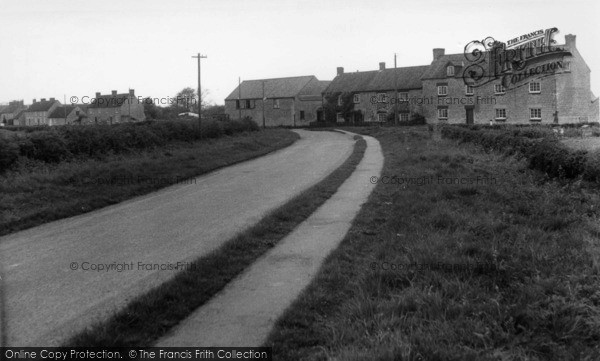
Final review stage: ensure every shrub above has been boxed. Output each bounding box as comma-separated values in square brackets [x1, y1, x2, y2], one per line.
[527, 140, 587, 178]
[20, 131, 71, 163]
[0, 138, 19, 172]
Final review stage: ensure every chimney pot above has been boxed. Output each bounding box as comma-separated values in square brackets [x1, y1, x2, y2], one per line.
[337, 67, 344, 76]
[33, 99, 37, 103]
[379, 62, 386, 70]
[111, 90, 117, 96]
[565, 34, 576, 48]
[433, 48, 445, 61]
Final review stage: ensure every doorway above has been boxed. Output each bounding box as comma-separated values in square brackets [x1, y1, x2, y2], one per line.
[465, 106, 474, 124]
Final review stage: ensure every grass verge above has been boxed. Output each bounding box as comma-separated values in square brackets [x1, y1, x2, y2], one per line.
[266, 126, 600, 360]
[65, 132, 367, 347]
[0, 129, 298, 237]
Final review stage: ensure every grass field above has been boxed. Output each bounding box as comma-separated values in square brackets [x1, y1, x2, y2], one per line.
[0, 129, 298, 236]
[266, 126, 600, 360]
[562, 137, 600, 151]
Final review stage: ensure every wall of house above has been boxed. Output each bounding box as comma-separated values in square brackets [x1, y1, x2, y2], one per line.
[24, 102, 59, 126]
[294, 98, 323, 126]
[556, 47, 593, 123]
[225, 98, 296, 126]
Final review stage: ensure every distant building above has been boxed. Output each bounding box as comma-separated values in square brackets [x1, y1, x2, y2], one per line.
[23, 98, 61, 126]
[224, 76, 330, 126]
[0, 100, 27, 126]
[87, 89, 145, 124]
[323, 63, 429, 123]
[47, 105, 85, 126]
[325, 33, 598, 124]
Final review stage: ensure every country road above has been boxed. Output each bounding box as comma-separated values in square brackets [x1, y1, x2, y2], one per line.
[0, 129, 354, 346]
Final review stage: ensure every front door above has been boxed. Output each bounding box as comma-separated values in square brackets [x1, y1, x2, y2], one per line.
[466, 107, 474, 124]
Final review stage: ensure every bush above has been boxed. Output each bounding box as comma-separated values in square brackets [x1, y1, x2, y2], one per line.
[20, 131, 71, 163]
[0, 138, 19, 172]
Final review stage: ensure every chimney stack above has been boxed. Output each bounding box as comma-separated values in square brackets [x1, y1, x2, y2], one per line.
[433, 48, 445, 61]
[111, 90, 117, 96]
[129, 89, 135, 96]
[50, 97, 55, 102]
[565, 34, 576, 49]
[33, 99, 37, 104]
[379, 62, 386, 70]
[95, 92, 101, 98]
[337, 67, 344, 76]
[41, 98, 46, 102]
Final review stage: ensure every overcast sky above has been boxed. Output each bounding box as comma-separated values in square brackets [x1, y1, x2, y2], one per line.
[1, 0, 598, 106]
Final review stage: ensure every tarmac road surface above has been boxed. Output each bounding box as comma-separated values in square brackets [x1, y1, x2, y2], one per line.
[0, 129, 354, 346]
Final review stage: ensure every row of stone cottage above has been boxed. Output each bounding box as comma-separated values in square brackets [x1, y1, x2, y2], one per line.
[224, 34, 599, 125]
[0, 89, 145, 126]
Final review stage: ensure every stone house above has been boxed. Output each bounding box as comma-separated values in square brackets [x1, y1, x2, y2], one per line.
[0, 100, 27, 126]
[47, 105, 85, 126]
[87, 89, 145, 124]
[421, 34, 598, 124]
[224, 76, 330, 127]
[323, 62, 429, 123]
[23, 98, 61, 126]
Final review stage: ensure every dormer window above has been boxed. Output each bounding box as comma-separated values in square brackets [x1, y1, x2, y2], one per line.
[446, 66, 455, 76]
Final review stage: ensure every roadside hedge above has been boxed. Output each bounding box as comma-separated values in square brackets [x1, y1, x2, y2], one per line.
[0, 118, 260, 170]
[441, 125, 594, 180]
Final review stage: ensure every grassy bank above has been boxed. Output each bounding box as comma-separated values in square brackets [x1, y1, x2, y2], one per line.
[266, 126, 600, 360]
[65, 133, 366, 347]
[0, 128, 298, 236]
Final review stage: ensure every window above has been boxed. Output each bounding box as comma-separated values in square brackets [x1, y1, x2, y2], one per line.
[530, 108, 542, 120]
[399, 92, 409, 101]
[465, 85, 474, 95]
[494, 84, 506, 94]
[377, 93, 388, 103]
[353, 94, 360, 104]
[235, 100, 240, 109]
[495, 108, 507, 120]
[336, 113, 344, 122]
[337, 96, 343, 106]
[437, 85, 448, 96]
[447, 66, 455, 76]
[245, 99, 252, 109]
[377, 113, 387, 122]
[300, 111, 305, 120]
[529, 82, 541, 93]
[438, 108, 448, 119]
[563, 62, 571, 72]
[399, 113, 409, 122]
[273, 99, 280, 109]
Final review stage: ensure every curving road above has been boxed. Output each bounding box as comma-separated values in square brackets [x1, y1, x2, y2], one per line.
[0, 129, 354, 346]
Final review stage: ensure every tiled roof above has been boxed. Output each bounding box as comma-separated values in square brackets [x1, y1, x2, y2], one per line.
[324, 65, 429, 94]
[0, 103, 25, 114]
[298, 80, 331, 101]
[88, 93, 132, 108]
[225, 76, 318, 100]
[48, 106, 78, 118]
[26, 99, 58, 112]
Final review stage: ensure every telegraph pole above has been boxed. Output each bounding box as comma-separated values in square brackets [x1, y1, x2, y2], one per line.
[192, 53, 207, 126]
[394, 53, 399, 126]
[262, 80, 266, 128]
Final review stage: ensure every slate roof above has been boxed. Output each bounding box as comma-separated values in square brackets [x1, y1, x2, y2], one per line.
[225, 76, 318, 100]
[325, 65, 429, 94]
[0, 103, 25, 115]
[26, 99, 58, 112]
[298, 80, 331, 101]
[88, 93, 132, 108]
[48, 106, 78, 119]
